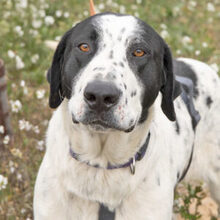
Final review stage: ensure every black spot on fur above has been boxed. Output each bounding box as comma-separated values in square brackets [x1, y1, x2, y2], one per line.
[95, 73, 102, 79]
[106, 73, 115, 80]
[123, 84, 127, 90]
[113, 62, 117, 66]
[157, 177, 160, 186]
[109, 50, 113, 59]
[131, 91, 137, 97]
[129, 119, 134, 126]
[125, 39, 129, 46]
[206, 96, 213, 108]
[118, 35, 122, 41]
[175, 120, 180, 135]
[93, 67, 105, 71]
[177, 172, 180, 179]
[125, 98, 128, 105]
[121, 27, 126, 33]
[119, 62, 125, 68]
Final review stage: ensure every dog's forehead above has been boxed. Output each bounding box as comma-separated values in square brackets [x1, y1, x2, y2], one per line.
[96, 14, 139, 38]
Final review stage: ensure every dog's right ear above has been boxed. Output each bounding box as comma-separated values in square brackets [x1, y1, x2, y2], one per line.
[48, 30, 72, 108]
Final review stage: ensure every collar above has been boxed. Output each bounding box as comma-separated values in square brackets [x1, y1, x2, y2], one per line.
[69, 132, 151, 175]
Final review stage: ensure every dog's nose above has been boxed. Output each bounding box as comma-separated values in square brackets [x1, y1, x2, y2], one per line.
[84, 81, 121, 112]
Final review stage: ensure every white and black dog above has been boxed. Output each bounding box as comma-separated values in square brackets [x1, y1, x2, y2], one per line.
[34, 12, 220, 219]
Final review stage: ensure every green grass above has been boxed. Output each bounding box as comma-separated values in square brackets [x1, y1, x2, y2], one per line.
[0, 0, 219, 219]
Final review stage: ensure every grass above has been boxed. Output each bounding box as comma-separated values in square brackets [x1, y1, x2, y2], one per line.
[0, 0, 219, 219]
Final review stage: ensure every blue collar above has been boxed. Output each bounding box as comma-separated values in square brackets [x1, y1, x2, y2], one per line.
[69, 132, 151, 175]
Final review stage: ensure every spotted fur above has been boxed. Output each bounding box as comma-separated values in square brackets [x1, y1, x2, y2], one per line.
[34, 13, 220, 220]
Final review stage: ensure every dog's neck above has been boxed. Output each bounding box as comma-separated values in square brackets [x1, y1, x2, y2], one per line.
[60, 100, 154, 168]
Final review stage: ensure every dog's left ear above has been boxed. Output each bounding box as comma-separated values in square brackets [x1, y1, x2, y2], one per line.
[160, 44, 181, 121]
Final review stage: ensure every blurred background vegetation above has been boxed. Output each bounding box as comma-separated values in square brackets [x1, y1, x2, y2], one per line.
[0, 0, 219, 219]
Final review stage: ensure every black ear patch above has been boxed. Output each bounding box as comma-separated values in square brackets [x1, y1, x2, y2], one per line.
[48, 29, 72, 108]
[160, 44, 181, 121]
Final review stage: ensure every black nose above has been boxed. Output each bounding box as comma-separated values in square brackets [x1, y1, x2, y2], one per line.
[84, 81, 121, 112]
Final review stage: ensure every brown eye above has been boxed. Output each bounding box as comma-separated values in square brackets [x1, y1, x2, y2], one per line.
[79, 43, 90, 52]
[133, 49, 145, 57]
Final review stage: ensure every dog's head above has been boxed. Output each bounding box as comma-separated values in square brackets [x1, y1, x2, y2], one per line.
[47, 12, 180, 132]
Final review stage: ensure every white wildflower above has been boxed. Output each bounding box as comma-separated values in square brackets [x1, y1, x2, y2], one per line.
[31, 54, 39, 64]
[173, 6, 180, 16]
[36, 89, 45, 99]
[19, 119, 32, 131]
[38, 9, 46, 18]
[3, 135, 10, 145]
[134, 12, 140, 17]
[10, 166, 15, 173]
[0, 125, 4, 134]
[17, 173, 22, 181]
[176, 50, 182, 55]
[29, 29, 39, 37]
[15, 55, 25, 69]
[20, 80, 25, 87]
[160, 23, 167, 29]
[33, 126, 40, 134]
[202, 42, 208, 48]
[8, 50, 15, 59]
[112, 2, 119, 8]
[45, 16, 55, 26]
[83, 10, 89, 16]
[36, 140, 44, 151]
[21, 208, 26, 214]
[55, 36, 61, 41]
[98, 3, 105, 10]
[131, 5, 138, 10]
[160, 30, 169, 39]
[195, 50, 201, 56]
[210, 63, 219, 72]
[9, 161, 15, 173]
[119, 5, 126, 14]
[136, 0, 142, 4]
[16, 0, 27, 9]
[23, 87, 28, 95]
[0, 174, 8, 190]
[207, 2, 215, 12]
[188, 1, 197, 10]
[63, 12, 70, 18]
[32, 20, 42, 29]
[14, 25, 24, 36]
[55, 10, 62, 17]
[182, 36, 192, 44]
[10, 100, 22, 113]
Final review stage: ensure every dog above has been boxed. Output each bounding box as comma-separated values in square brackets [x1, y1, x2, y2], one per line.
[34, 12, 220, 219]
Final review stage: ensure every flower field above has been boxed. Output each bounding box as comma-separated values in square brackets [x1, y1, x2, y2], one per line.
[0, 0, 219, 219]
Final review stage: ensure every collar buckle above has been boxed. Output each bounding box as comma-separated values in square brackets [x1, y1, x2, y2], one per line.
[129, 156, 136, 175]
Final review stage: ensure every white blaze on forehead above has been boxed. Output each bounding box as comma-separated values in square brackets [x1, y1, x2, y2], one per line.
[95, 14, 140, 57]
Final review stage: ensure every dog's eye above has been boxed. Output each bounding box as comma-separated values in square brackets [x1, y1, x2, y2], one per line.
[78, 43, 90, 52]
[133, 49, 145, 57]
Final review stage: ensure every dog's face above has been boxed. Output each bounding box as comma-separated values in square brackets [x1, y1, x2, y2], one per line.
[48, 13, 180, 132]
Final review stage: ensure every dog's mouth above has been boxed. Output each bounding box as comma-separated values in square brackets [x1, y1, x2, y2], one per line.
[72, 114, 135, 133]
